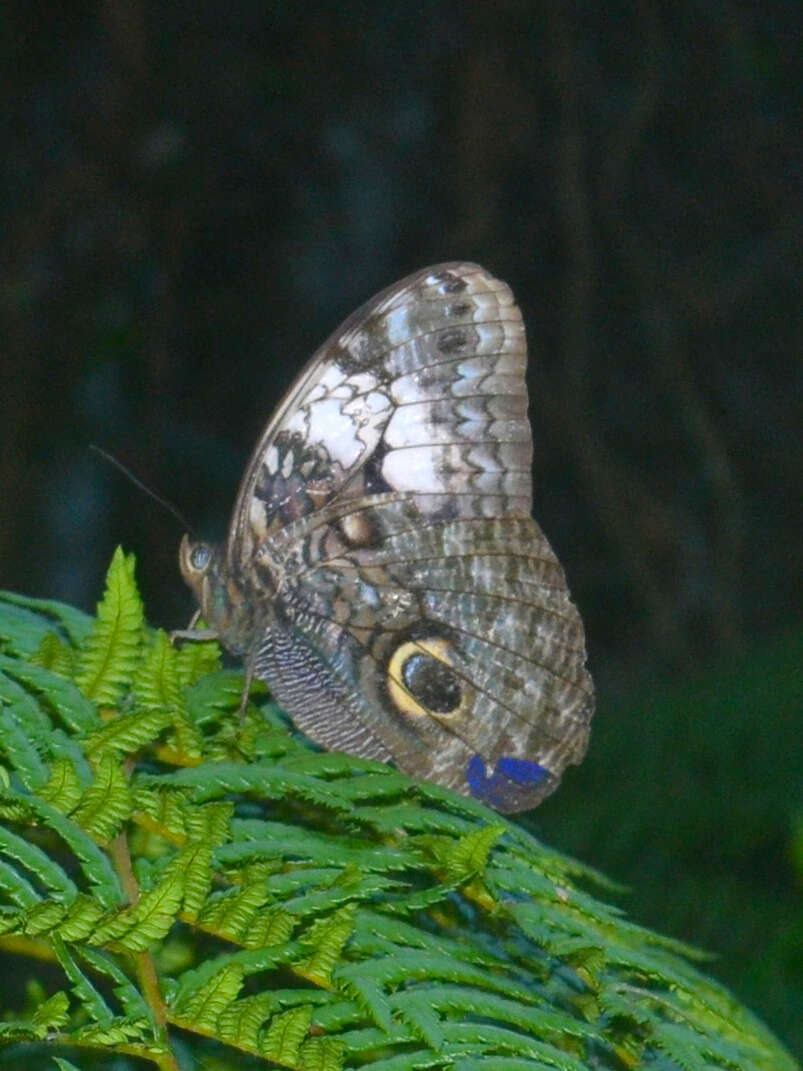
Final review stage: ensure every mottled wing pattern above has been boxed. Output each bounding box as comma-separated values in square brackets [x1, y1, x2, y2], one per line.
[227, 263, 531, 570]
[222, 262, 594, 812]
[258, 494, 593, 811]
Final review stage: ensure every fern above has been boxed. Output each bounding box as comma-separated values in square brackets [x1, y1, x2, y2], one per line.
[0, 551, 797, 1071]
[74, 547, 144, 706]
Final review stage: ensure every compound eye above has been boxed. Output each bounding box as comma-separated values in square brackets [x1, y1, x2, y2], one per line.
[189, 543, 212, 572]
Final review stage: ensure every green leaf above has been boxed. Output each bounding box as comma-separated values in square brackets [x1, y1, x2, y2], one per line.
[30, 990, 70, 1031]
[298, 1035, 345, 1071]
[141, 760, 359, 815]
[85, 707, 172, 759]
[0, 858, 40, 908]
[133, 630, 204, 758]
[53, 937, 115, 1026]
[91, 844, 211, 951]
[0, 671, 51, 789]
[0, 654, 99, 733]
[75, 547, 144, 705]
[134, 629, 184, 712]
[0, 823, 77, 900]
[0, 591, 92, 656]
[261, 1004, 312, 1064]
[9, 792, 122, 907]
[52, 1057, 83, 1071]
[39, 757, 84, 814]
[295, 904, 357, 985]
[28, 632, 77, 677]
[71, 752, 133, 842]
[443, 823, 505, 878]
[173, 962, 245, 1029]
[216, 990, 276, 1050]
[78, 945, 150, 1021]
[174, 633, 221, 688]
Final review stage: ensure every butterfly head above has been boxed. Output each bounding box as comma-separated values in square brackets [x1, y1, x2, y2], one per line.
[179, 534, 254, 655]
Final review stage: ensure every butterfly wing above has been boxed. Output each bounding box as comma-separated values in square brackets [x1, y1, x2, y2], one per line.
[258, 496, 593, 812]
[223, 263, 593, 812]
[226, 263, 532, 569]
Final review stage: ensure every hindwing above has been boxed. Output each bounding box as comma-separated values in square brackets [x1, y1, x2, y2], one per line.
[255, 493, 593, 810]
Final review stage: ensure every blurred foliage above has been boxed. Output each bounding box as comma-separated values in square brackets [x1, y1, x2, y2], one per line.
[533, 625, 803, 1057]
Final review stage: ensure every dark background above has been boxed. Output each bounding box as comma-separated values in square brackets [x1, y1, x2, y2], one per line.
[2, 1, 801, 1058]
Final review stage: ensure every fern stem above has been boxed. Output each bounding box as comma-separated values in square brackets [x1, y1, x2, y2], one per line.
[108, 829, 181, 1071]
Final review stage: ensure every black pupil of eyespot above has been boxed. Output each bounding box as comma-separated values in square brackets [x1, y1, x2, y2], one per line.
[191, 546, 210, 569]
[401, 652, 461, 713]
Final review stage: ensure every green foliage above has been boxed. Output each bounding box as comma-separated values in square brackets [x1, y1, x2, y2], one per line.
[75, 548, 144, 706]
[0, 552, 797, 1071]
[534, 626, 803, 1058]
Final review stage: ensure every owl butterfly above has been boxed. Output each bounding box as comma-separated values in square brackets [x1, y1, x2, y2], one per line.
[178, 263, 594, 812]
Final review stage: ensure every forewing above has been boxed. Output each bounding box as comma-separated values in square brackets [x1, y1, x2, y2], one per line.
[227, 263, 531, 569]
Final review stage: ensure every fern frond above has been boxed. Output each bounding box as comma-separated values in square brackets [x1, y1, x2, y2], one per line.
[52, 1056, 83, 1071]
[75, 548, 144, 705]
[0, 990, 69, 1041]
[86, 707, 173, 759]
[53, 936, 116, 1025]
[262, 1005, 313, 1065]
[0, 673, 51, 789]
[174, 632, 221, 688]
[173, 961, 245, 1028]
[0, 590, 92, 655]
[38, 757, 84, 814]
[16, 792, 122, 905]
[72, 752, 133, 842]
[0, 558, 797, 1071]
[28, 632, 77, 677]
[134, 629, 204, 760]
[0, 654, 98, 736]
[0, 822, 77, 901]
[0, 860, 39, 909]
[297, 1036, 344, 1071]
[295, 904, 357, 986]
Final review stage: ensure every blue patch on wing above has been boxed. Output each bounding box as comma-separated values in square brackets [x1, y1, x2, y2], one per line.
[466, 754, 553, 812]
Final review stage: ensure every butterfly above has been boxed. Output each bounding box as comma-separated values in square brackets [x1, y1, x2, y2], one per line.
[177, 263, 594, 812]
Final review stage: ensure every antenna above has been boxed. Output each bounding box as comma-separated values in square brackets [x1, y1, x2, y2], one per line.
[90, 444, 195, 535]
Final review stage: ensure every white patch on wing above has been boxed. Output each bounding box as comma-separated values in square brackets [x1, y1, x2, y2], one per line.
[280, 384, 391, 471]
[317, 362, 348, 392]
[345, 390, 391, 419]
[384, 404, 449, 448]
[299, 397, 366, 468]
[382, 445, 450, 493]
[382, 306, 415, 346]
[346, 371, 382, 395]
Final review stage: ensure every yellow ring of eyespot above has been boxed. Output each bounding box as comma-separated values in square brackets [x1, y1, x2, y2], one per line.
[387, 637, 465, 719]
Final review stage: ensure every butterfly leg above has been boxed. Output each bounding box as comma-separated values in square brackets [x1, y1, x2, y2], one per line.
[238, 660, 256, 722]
[170, 609, 219, 645]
